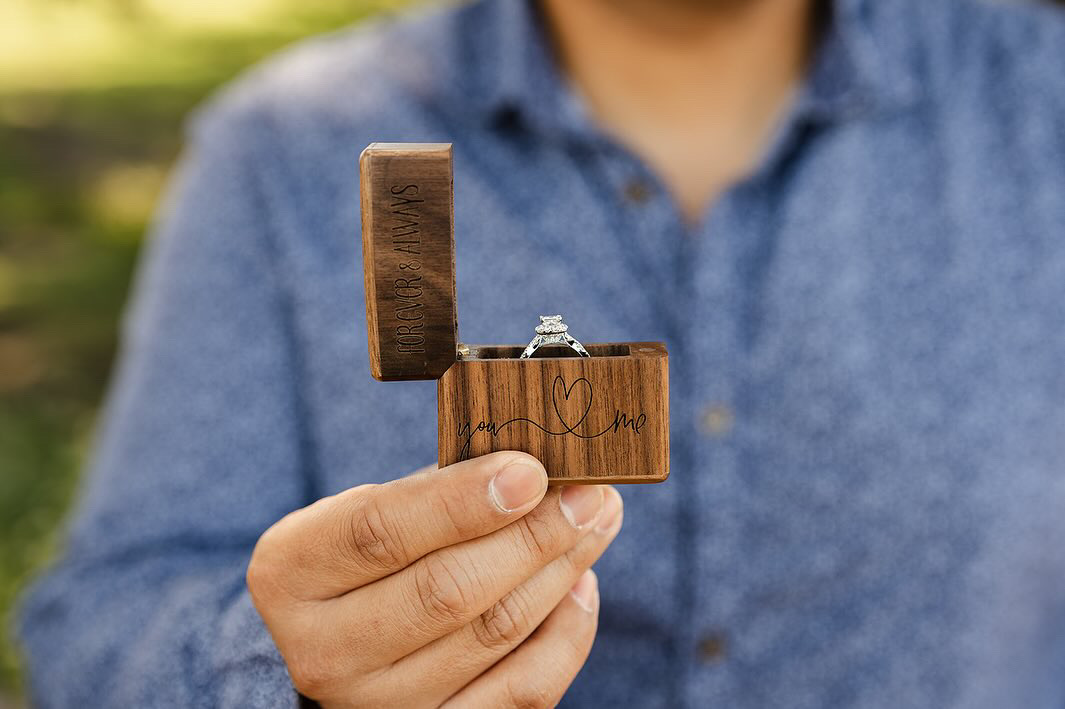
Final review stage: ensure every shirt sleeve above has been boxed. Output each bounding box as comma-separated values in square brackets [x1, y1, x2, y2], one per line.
[16, 94, 311, 708]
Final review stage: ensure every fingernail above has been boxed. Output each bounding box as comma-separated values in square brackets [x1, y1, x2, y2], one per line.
[560, 486, 604, 529]
[595, 488, 623, 535]
[490, 460, 546, 512]
[569, 569, 598, 613]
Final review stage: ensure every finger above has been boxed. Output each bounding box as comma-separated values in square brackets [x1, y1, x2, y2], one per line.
[409, 461, 440, 476]
[331, 484, 607, 667]
[442, 569, 600, 709]
[248, 451, 548, 603]
[368, 487, 622, 706]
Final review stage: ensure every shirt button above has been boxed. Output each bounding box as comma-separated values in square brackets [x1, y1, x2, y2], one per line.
[623, 179, 652, 204]
[700, 403, 734, 437]
[697, 630, 729, 663]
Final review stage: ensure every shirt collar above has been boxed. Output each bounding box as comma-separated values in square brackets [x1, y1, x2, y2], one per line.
[461, 0, 582, 139]
[797, 0, 923, 122]
[461, 0, 923, 136]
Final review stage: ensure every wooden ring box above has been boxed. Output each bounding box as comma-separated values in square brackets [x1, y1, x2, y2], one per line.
[360, 143, 669, 484]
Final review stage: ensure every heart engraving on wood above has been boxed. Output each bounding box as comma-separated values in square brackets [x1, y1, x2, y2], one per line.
[552, 375, 593, 433]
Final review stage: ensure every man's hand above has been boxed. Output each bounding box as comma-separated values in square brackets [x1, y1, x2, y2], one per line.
[247, 451, 623, 708]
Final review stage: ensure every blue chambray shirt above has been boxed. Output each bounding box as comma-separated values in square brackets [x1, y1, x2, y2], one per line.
[18, 0, 1065, 706]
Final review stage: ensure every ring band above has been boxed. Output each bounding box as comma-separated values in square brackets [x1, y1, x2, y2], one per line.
[519, 315, 591, 359]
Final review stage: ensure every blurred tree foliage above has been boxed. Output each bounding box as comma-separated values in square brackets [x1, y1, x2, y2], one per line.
[0, 0, 415, 700]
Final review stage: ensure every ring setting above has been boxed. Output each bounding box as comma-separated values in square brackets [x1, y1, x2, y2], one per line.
[519, 315, 591, 359]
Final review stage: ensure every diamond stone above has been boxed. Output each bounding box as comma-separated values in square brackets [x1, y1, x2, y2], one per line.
[535, 315, 569, 335]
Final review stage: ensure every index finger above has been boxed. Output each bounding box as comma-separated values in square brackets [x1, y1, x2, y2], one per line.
[250, 451, 548, 601]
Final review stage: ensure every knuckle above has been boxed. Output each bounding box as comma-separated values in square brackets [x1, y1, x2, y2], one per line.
[414, 552, 476, 624]
[473, 586, 535, 649]
[345, 492, 408, 572]
[245, 549, 270, 600]
[246, 525, 290, 604]
[502, 678, 555, 709]
[561, 534, 599, 571]
[562, 610, 599, 660]
[565, 620, 597, 656]
[290, 673, 320, 698]
[287, 656, 329, 699]
[284, 632, 367, 702]
[516, 512, 566, 562]
[435, 489, 471, 540]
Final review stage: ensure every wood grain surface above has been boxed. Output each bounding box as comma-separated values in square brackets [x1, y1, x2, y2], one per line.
[438, 343, 669, 484]
[360, 143, 456, 380]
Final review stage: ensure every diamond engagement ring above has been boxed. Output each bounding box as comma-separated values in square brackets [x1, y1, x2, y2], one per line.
[519, 315, 591, 359]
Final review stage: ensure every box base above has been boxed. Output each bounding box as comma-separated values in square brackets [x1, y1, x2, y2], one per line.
[437, 342, 669, 484]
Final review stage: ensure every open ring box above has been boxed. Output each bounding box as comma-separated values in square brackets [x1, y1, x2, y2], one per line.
[359, 143, 669, 484]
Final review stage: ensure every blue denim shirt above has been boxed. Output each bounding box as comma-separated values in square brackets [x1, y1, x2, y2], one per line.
[18, 0, 1065, 706]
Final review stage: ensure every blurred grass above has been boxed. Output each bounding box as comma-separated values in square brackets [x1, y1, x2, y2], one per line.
[0, 0, 415, 699]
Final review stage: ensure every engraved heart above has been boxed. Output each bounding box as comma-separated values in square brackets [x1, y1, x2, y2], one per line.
[551, 375, 593, 433]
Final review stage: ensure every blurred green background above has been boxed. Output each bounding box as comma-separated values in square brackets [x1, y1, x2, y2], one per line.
[0, 0, 414, 702]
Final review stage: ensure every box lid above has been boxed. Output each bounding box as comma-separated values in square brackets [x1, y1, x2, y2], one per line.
[359, 143, 457, 380]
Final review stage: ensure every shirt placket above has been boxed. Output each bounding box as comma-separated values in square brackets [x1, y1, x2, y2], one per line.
[580, 140, 771, 706]
[572, 141, 712, 702]
[678, 185, 751, 705]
